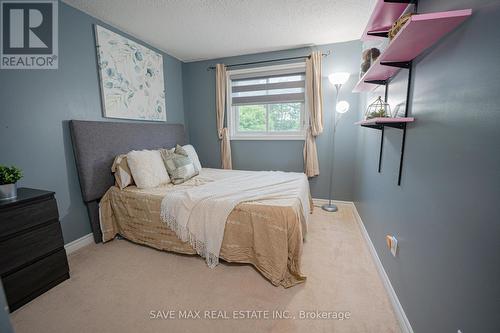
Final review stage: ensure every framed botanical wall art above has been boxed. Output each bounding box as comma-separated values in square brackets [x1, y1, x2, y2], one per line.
[95, 25, 166, 121]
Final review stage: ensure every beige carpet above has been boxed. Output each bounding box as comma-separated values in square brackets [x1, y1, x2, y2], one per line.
[10, 203, 400, 333]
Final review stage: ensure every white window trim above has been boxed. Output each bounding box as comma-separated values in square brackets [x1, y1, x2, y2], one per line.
[226, 63, 308, 141]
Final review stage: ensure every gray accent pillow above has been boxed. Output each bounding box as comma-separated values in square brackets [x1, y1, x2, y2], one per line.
[160, 145, 198, 184]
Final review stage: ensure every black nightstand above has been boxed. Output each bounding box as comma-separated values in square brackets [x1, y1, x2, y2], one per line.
[0, 188, 69, 312]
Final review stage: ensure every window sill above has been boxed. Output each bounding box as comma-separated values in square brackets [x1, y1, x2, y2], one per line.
[230, 135, 306, 141]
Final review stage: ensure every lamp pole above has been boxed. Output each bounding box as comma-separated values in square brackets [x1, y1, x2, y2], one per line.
[322, 84, 342, 212]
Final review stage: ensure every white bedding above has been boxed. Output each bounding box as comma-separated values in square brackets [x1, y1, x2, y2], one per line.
[160, 168, 310, 268]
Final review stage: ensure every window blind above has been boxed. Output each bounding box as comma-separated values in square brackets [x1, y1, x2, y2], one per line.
[231, 71, 305, 106]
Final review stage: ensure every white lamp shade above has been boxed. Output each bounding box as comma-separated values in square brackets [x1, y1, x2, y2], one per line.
[328, 72, 350, 85]
[336, 100, 350, 113]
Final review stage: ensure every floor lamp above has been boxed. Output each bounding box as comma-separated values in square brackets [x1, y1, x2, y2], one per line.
[321, 72, 351, 213]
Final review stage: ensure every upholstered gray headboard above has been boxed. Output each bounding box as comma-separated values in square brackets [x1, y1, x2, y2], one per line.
[69, 120, 187, 242]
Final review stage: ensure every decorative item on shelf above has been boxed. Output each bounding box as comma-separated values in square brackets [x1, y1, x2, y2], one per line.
[360, 48, 381, 78]
[392, 102, 405, 118]
[364, 96, 392, 120]
[388, 13, 413, 41]
[0, 165, 23, 200]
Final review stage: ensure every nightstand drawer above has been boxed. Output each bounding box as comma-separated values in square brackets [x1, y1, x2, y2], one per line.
[3, 248, 69, 312]
[0, 197, 59, 239]
[0, 221, 64, 276]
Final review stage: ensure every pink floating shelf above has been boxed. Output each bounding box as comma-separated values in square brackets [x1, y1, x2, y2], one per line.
[355, 117, 415, 126]
[354, 9, 472, 92]
[361, 0, 409, 40]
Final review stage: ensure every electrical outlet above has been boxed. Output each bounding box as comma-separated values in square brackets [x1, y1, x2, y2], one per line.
[390, 236, 398, 257]
[386, 235, 398, 257]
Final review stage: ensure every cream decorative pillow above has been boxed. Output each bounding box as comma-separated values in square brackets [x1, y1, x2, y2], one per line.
[182, 144, 202, 173]
[160, 145, 198, 184]
[111, 154, 134, 189]
[126, 150, 171, 189]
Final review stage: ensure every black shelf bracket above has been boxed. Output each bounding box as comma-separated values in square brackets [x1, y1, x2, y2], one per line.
[385, 122, 407, 129]
[378, 126, 385, 173]
[380, 61, 412, 69]
[367, 30, 389, 38]
[397, 62, 413, 186]
[365, 62, 413, 186]
[361, 124, 384, 130]
[378, 81, 389, 172]
[384, 0, 418, 4]
[364, 79, 388, 85]
[361, 122, 407, 131]
[364, 120, 409, 183]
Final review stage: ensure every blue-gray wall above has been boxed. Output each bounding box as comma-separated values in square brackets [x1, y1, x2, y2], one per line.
[0, 2, 185, 243]
[354, 0, 500, 332]
[182, 41, 362, 200]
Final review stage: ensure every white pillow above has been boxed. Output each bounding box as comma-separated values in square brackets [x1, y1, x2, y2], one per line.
[126, 150, 171, 188]
[182, 145, 202, 173]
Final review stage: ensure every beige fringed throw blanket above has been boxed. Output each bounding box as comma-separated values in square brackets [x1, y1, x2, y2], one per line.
[160, 170, 310, 268]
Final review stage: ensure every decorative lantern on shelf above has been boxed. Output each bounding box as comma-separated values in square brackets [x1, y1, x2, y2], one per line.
[364, 96, 392, 120]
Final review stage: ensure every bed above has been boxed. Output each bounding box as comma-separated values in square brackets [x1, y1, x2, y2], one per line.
[70, 120, 311, 287]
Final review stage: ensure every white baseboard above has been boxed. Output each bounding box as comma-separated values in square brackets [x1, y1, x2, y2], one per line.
[64, 233, 94, 254]
[350, 202, 414, 333]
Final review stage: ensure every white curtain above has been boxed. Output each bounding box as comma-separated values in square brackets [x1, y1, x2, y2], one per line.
[303, 51, 324, 177]
[216, 64, 232, 169]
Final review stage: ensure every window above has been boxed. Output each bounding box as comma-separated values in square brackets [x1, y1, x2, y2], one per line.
[227, 63, 307, 140]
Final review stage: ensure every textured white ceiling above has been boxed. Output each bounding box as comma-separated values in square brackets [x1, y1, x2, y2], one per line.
[63, 0, 373, 62]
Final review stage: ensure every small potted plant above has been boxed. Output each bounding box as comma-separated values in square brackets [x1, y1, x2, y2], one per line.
[0, 165, 23, 201]
[364, 96, 392, 120]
